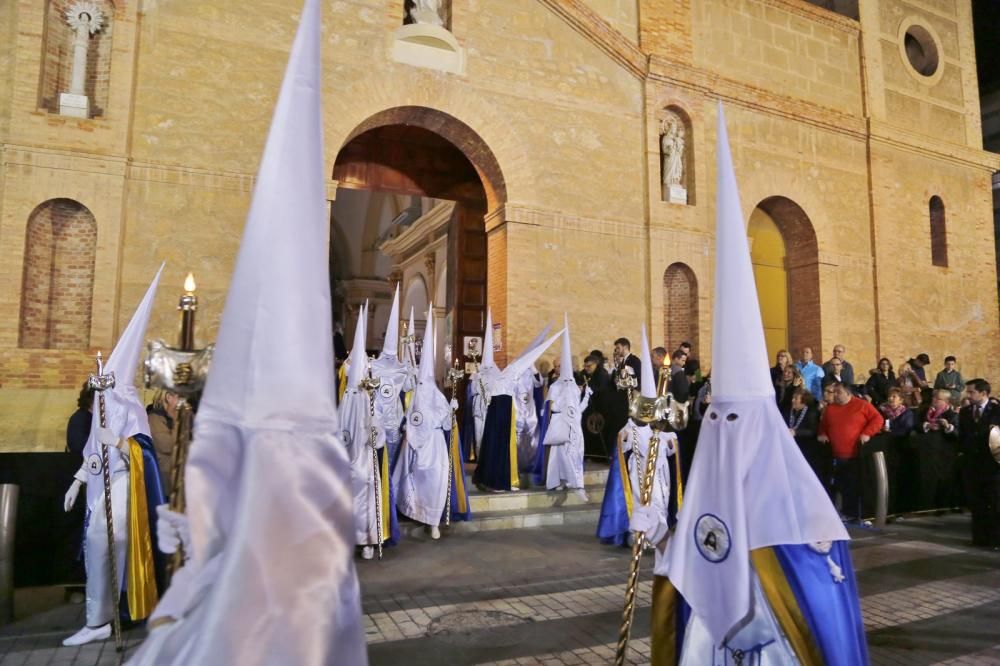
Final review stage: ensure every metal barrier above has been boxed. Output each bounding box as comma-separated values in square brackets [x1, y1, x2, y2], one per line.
[870, 451, 889, 528]
[0, 484, 18, 625]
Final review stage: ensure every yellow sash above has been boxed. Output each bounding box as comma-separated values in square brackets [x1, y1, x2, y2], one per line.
[650, 575, 678, 665]
[509, 402, 520, 490]
[337, 363, 347, 401]
[379, 445, 390, 541]
[450, 420, 468, 514]
[126, 439, 158, 620]
[617, 435, 633, 517]
[750, 548, 823, 665]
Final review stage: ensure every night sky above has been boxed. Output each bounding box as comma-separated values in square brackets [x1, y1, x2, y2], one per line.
[973, 0, 1000, 95]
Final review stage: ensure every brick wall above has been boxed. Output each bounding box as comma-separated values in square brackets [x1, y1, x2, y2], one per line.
[19, 199, 97, 349]
[38, 0, 114, 117]
[663, 262, 698, 353]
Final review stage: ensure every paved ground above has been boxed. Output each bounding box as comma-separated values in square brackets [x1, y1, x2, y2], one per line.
[1, 514, 998, 665]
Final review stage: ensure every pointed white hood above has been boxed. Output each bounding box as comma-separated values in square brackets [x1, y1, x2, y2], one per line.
[710, 106, 772, 401]
[481, 308, 495, 369]
[347, 307, 367, 390]
[516, 322, 553, 360]
[660, 102, 847, 647]
[639, 325, 656, 400]
[502, 328, 565, 380]
[83, 264, 163, 505]
[558, 314, 574, 382]
[381, 284, 401, 358]
[146, 1, 367, 661]
[418, 303, 435, 385]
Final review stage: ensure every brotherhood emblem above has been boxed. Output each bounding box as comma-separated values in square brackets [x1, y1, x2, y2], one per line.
[694, 513, 731, 563]
[410, 411, 424, 426]
[87, 453, 103, 475]
[379, 384, 394, 399]
[341, 430, 351, 446]
[567, 406, 577, 418]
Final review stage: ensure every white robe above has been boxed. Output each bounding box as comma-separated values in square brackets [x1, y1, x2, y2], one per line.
[83, 467, 129, 626]
[544, 380, 591, 490]
[393, 383, 451, 526]
[341, 387, 387, 546]
[371, 354, 414, 448]
[620, 422, 674, 520]
[514, 368, 543, 470]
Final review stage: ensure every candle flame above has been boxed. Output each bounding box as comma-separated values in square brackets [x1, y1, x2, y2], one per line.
[184, 272, 196, 293]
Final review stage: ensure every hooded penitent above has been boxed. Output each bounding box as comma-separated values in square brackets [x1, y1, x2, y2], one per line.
[372, 284, 413, 468]
[394, 305, 452, 526]
[512, 322, 552, 470]
[128, 2, 367, 663]
[472, 324, 564, 492]
[652, 103, 866, 666]
[76, 266, 165, 630]
[543, 314, 592, 490]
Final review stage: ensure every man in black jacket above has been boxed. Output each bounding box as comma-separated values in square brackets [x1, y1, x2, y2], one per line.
[957, 379, 1000, 548]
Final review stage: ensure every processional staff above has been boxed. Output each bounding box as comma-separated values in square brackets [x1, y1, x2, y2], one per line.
[144, 273, 214, 581]
[87, 351, 124, 653]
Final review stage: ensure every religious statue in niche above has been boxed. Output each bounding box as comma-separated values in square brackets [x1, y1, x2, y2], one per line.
[60, 1, 105, 118]
[407, 0, 446, 27]
[660, 114, 688, 204]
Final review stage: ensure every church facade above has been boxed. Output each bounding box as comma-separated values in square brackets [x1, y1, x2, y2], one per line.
[1, 0, 998, 450]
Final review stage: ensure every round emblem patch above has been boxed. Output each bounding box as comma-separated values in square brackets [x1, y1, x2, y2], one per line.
[379, 384, 394, 399]
[808, 541, 833, 555]
[567, 406, 577, 418]
[341, 430, 352, 446]
[694, 513, 731, 563]
[410, 411, 424, 426]
[87, 453, 103, 476]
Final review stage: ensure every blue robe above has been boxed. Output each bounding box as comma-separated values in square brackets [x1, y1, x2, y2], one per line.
[472, 395, 517, 491]
[596, 446, 631, 547]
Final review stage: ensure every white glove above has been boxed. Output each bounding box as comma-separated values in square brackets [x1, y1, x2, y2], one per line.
[156, 504, 192, 559]
[64, 479, 82, 512]
[450, 399, 459, 411]
[630, 504, 668, 546]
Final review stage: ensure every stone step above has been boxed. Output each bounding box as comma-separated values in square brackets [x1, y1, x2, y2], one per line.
[400, 502, 602, 538]
[461, 461, 609, 490]
[467, 483, 605, 513]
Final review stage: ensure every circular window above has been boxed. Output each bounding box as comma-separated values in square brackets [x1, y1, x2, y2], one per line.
[903, 25, 939, 77]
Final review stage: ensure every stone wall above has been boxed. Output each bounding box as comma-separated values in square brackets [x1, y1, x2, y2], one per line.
[0, 0, 997, 451]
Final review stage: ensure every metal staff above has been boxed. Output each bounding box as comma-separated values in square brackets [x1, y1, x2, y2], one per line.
[445, 359, 467, 527]
[88, 352, 124, 653]
[360, 364, 384, 560]
[614, 381, 680, 665]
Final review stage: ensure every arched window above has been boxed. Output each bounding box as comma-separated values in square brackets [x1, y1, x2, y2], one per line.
[663, 263, 698, 353]
[929, 196, 948, 267]
[19, 199, 97, 349]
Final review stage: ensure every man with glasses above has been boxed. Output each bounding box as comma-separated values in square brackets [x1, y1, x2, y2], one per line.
[823, 344, 855, 388]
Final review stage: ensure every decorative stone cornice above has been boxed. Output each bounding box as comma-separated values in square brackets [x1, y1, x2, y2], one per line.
[378, 201, 455, 258]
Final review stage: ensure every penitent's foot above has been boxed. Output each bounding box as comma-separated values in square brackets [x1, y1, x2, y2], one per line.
[63, 623, 111, 647]
[361, 546, 374, 560]
[430, 525, 441, 540]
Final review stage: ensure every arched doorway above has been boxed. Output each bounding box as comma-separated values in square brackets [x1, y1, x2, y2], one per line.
[747, 197, 821, 360]
[331, 106, 506, 371]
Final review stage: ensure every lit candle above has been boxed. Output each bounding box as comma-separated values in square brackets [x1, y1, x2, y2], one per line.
[178, 272, 198, 351]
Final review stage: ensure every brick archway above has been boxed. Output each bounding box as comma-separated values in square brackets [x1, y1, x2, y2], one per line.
[335, 106, 507, 213]
[663, 263, 698, 353]
[752, 196, 821, 356]
[332, 106, 507, 366]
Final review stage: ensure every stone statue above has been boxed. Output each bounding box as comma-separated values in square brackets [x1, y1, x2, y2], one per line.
[409, 0, 445, 27]
[64, 2, 105, 98]
[660, 117, 685, 188]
